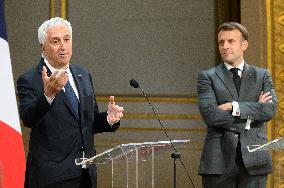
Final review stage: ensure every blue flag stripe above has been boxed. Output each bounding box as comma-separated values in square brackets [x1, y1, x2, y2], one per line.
[0, 0, 7, 41]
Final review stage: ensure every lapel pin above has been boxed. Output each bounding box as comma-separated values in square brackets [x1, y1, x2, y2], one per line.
[77, 74, 82, 78]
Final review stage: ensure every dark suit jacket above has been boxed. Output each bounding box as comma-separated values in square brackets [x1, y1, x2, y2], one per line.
[197, 63, 277, 176]
[17, 58, 120, 187]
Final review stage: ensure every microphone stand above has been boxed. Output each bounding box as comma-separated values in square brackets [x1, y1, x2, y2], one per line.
[137, 86, 195, 188]
[171, 152, 181, 188]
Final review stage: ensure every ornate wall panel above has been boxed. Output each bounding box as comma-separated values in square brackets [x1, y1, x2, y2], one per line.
[267, 0, 284, 187]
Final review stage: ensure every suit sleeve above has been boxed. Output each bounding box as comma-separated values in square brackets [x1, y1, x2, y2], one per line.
[238, 69, 277, 122]
[197, 71, 235, 130]
[17, 75, 51, 128]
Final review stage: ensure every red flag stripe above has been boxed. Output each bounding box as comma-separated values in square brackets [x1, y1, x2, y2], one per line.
[0, 120, 25, 188]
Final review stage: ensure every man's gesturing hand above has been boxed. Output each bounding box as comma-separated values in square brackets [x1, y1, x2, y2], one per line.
[42, 66, 69, 98]
[107, 96, 124, 125]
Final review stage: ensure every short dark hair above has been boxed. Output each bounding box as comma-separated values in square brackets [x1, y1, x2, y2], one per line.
[218, 22, 249, 41]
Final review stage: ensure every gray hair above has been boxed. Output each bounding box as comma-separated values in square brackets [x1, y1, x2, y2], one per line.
[38, 17, 72, 44]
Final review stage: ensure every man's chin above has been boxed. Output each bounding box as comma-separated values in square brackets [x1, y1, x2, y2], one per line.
[224, 60, 233, 64]
[59, 58, 70, 64]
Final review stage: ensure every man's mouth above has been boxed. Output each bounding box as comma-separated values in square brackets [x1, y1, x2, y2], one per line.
[59, 53, 67, 58]
[223, 52, 231, 56]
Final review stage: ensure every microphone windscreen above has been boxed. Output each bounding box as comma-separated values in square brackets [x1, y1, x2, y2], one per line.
[130, 79, 139, 88]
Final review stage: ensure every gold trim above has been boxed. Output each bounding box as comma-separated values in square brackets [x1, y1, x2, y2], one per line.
[61, 0, 67, 19]
[96, 95, 198, 103]
[50, 0, 55, 18]
[118, 127, 206, 133]
[124, 113, 201, 120]
[266, 1, 284, 187]
[266, 0, 272, 72]
[266, 0, 273, 142]
[266, 1, 273, 187]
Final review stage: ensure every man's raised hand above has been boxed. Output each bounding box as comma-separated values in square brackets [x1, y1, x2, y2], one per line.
[42, 66, 69, 98]
[107, 96, 124, 125]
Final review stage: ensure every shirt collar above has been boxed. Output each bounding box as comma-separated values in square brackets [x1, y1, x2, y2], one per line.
[43, 58, 71, 76]
[224, 60, 245, 71]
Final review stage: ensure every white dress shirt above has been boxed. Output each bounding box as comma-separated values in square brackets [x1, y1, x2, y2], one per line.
[224, 60, 245, 117]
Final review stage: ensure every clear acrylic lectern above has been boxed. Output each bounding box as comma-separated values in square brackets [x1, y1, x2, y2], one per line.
[75, 140, 190, 188]
[246, 137, 284, 153]
[247, 137, 284, 187]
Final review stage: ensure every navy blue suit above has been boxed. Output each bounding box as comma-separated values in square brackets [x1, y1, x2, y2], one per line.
[17, 58, 120, 188]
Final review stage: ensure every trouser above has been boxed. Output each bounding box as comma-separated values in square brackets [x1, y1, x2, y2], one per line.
[45, 169, 93, 188]
[202, 146, 267, 188]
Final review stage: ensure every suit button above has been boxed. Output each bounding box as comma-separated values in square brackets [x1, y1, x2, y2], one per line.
[235, 134, 238, 137]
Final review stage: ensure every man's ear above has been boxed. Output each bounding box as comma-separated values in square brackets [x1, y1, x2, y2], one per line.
[242, 40, 248, 51]
[40, 44, 45, 52]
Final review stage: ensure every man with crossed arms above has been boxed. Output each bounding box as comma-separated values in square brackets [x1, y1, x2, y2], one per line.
[197, 22, 277, 188]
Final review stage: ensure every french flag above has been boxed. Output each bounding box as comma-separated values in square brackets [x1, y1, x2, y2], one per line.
[0, 0, 26, 187]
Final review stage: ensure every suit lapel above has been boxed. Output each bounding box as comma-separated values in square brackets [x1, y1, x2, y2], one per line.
[69, 64, 85, 99]
[215, 63, 239, 100]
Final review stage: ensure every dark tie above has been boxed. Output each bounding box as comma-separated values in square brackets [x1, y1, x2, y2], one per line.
[230, 68, 241, 95]
[65, 80, 79, 117]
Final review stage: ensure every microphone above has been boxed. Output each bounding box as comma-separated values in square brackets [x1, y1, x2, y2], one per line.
[129, 79, 196, 188]
[129, 79, 139, 88]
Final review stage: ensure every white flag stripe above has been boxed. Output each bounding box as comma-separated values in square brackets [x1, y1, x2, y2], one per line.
[0, 37, 21, 134]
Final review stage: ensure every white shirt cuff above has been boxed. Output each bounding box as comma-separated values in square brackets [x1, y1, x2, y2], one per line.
[232, 101, 240, 116]
[44, 93, 55, 105]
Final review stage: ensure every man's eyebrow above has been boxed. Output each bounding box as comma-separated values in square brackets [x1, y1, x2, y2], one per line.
[50, 35, 71, 40]
[50, 36, 60, 40]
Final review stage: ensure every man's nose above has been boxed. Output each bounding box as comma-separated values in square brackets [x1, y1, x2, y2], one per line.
[223, 41, 229, 48]
[60, 41, 67, 49]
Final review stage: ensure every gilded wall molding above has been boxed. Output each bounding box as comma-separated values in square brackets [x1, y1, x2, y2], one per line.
[267, 0, 284, 187]
[49, 0, 67, 19]
[96, 95, 200, 121]
[123, 113, 200, 120]
[49, 0, 55, 18]
[96, 95, 198, 104]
